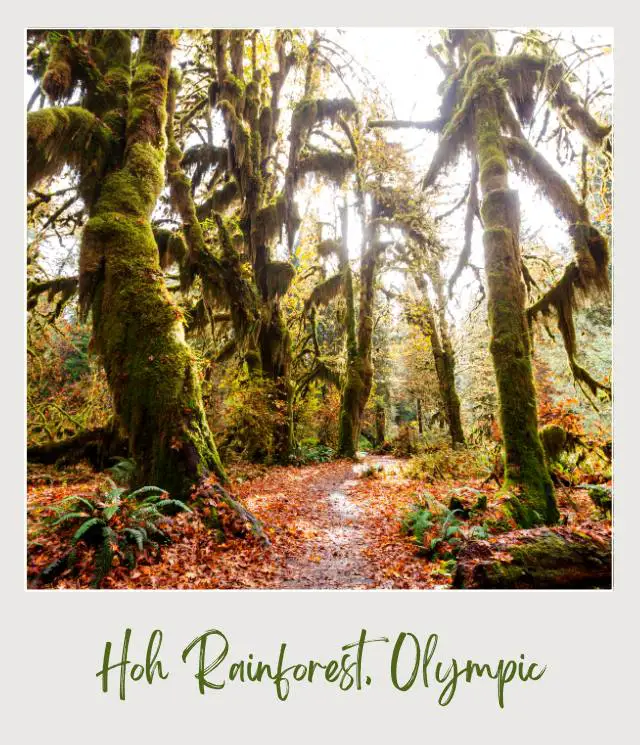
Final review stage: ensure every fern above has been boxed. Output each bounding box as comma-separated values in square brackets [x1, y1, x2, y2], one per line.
[128, 485, 166, 500]
[154, 499, 192, 514]
[71, 517, 103, 544]
[40, 480, 192, 587]
[122, 528, 145, 552]
[103, 502, 123, 521]
[92, 526, 116, 587]
[51, 511, 91, 527]
[104, 486, 127, 505]
[107, 457, 137, 486]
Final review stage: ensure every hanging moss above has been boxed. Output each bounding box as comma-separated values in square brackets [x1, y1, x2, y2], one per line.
[27, 106, 112, 191]
[153, 227, 187, 270]
[263, 261, 295, 299]
[41, 31, 83, 102]
[502, 54, 611, 148]
[253, 195, 286, 246]
[258, 106, 272, 156]
[184, 297, 213, 334]
[297, 150, 355, 184]
[181, 143, 228, 191]
[304, 273, 344, 312]
[504, 135, 609, 290]
[316, 238, 341, 258]
[197, 180, 239, 220]
[527, 262, 611, 398]
[498, 59, 538, 124]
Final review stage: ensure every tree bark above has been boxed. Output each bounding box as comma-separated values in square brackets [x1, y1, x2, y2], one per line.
[453, 525, 611, 589]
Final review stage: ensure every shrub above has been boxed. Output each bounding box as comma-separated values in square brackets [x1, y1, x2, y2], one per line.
[294, 439, 335, 464]
[358, 463, 384, 479]
[218, 374, 284, 462]
[392, 423, 418, 457]
[586, 484, 612, 515]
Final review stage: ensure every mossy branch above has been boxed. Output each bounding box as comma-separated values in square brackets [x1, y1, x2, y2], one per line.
[448, 157, 480, 296]
[501, 54, 611, 148]
[27, 275, 79, 317]
[27, 106, 112, 190]
[367, 118, 444, 132]
[297, 150, 355, 185]
[504, 135, 609, 290]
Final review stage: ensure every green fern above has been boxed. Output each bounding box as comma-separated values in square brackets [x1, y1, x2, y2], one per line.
[40, 480, 192, 587]
[106, 457, 137, 486]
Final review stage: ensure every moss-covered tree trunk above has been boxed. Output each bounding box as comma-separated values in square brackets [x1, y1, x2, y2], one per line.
[337, 206, 362, 457]
[413, 272, 465, 447]
[28, 31, 229, 497]
[375, 401, 386, 445]
[79, 31, 226, 496]
[454, 525, 611, 588]
[258, 312, 294, 462]
[465, 32, 557, 525]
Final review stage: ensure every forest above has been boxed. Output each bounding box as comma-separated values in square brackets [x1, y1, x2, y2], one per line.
[26, 28, 612, 589]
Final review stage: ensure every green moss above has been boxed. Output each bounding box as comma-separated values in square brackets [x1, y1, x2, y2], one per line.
[42, 32, 76, 101]
[27, 106, 112, 191]
[539, 424, 568, 463]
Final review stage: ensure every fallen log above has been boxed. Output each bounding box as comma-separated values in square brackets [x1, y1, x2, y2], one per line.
[27, 425, 128, 470]
[453, 524, 611, 589]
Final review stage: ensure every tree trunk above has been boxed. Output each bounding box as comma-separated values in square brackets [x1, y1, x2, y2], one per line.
[258, 311, 294, 463]
[337, 205, 377, 458]
[79, 31, 226, 496]
[453, 525, 611, 589]
[375, 401, 386, 445]
[466, 31, 557, 526]
[417, 398, 423, 434]
[414, 272, 465, 446]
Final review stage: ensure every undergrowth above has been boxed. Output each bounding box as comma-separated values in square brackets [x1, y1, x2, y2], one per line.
[32, 480, 191, 587]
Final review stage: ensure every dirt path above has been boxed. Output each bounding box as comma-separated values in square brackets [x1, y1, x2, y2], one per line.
[278, 455, 401, 589]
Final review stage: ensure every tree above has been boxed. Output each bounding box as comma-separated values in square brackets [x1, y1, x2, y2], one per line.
[27, 30, 233, 498]
[421, 29, 610, 526]
[169, 30, 358, 462]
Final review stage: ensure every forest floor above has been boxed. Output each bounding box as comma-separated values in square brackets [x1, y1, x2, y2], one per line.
[26, 453, 605, 590]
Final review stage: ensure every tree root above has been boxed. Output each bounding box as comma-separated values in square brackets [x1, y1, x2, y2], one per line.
[208, 482, 271, 546]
